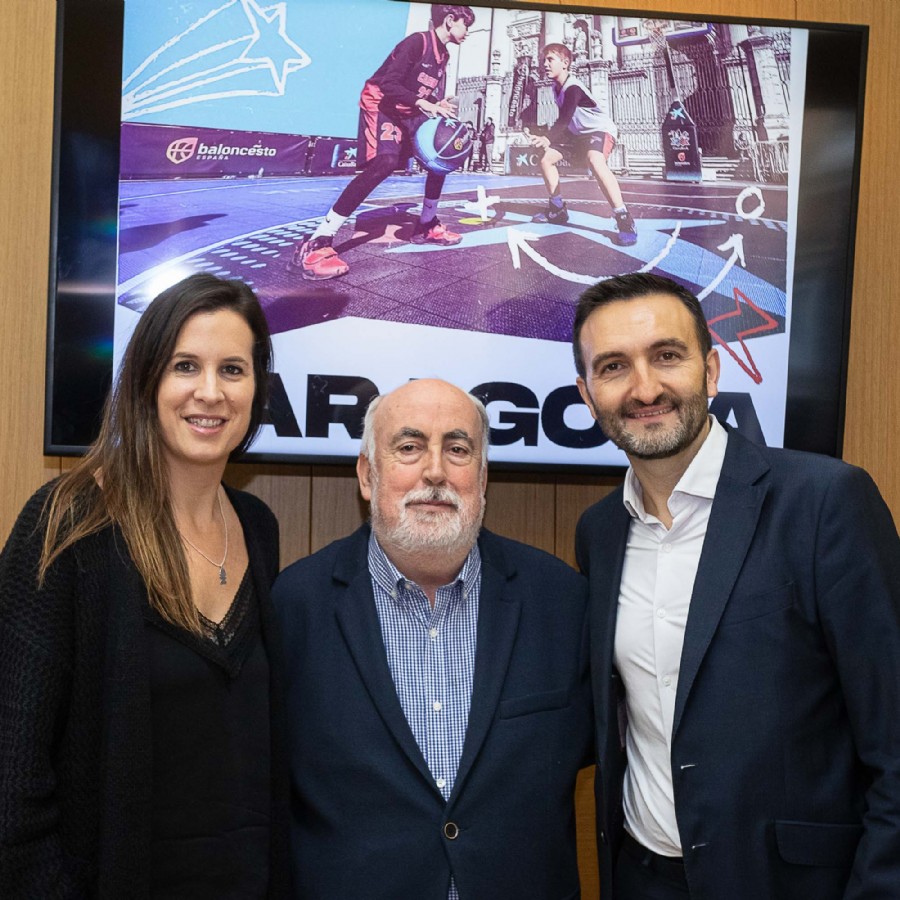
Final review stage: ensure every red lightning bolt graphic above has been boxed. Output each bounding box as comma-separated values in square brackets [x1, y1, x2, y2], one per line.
[706, 287, 779, 384]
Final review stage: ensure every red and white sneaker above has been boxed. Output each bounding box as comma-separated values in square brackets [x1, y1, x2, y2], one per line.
[286, 235, 349, 280]
[411, 217, 462, 246]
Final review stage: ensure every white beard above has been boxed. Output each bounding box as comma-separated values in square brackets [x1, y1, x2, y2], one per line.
[371, 482, 485, 558]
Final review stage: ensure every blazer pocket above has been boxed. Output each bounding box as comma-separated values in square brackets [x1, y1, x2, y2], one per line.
[719, 582, 795, 626]
[774, 820, 863, 867]
[499, 688, 569, 719]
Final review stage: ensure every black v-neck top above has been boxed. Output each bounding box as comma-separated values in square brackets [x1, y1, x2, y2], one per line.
[144, 568, 271, 898]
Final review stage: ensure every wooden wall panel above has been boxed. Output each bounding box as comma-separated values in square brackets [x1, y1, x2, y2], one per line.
[798, 0, 900, 511]
[575, 766, 601, 891]
[0, 0, 58, 538]
[555, 477, 620, 566]
[309, 466, 368, 553]
[483, 472, 558, 552]
[226, 463, 312, 568]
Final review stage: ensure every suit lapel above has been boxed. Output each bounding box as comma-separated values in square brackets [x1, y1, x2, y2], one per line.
[587, 499, 631, 750]
[450, 535, 521, 802]
[333, 547, 438, 791]
[672, 434, 769, 737]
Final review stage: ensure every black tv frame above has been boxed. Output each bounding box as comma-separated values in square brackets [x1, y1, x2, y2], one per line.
[45, 0, 867, 471]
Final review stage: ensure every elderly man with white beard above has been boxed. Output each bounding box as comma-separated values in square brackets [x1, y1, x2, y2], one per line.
[272, 378, 591, 900]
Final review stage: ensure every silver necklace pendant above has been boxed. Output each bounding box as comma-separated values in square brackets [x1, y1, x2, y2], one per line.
[179, 488, 230, 587]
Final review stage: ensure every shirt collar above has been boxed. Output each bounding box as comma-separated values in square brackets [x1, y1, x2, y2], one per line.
[367, 530, 482, 600]
[623, 417, 728, 520]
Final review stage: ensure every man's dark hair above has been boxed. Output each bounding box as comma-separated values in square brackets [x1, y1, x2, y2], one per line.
[432, 5, 475, 28]
[572, 273, 712, 378]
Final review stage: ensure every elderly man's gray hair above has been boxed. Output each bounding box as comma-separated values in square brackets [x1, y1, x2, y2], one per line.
[359, 387, 491, 467]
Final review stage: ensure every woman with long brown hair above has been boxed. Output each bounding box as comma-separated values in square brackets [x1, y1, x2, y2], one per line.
[0, 273, 289, 897]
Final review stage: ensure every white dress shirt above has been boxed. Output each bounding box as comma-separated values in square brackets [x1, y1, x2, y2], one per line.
[615, 417, 728, 856]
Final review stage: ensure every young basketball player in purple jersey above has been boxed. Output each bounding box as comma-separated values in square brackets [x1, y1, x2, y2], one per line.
[529, 43, 637, 246]
[289, 5, 475, 281]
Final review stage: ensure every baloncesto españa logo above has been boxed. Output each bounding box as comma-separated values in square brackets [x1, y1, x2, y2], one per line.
[165, 137, 279, 165]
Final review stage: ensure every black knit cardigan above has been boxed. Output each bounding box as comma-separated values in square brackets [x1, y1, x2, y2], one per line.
[0, 481, 291, 898]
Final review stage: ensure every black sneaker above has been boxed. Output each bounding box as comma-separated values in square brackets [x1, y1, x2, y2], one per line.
[531, 202, 569, 224]
[613, 209, 637, 246]
[286, 235, 349, 280]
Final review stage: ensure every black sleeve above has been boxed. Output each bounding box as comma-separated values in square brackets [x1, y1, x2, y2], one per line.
[372, 33, 429, 110]
[0, 486, 83, 898]
[812, 466, 900, 895]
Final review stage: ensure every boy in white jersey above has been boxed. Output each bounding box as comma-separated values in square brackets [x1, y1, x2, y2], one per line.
[529, 43, 637, 246]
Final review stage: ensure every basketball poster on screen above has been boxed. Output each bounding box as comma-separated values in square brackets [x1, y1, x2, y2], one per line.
[113, 0, 808, 467]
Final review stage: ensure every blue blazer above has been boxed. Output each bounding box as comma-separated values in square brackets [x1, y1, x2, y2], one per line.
[272, 526, 591, 900]
[577, 428, 900, 900]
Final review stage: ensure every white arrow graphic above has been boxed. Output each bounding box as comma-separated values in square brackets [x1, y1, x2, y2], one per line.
[638, 221, 681, 273]
[506, 229, 602, 284]
[507, 222, 683, 285]
[697, 234, 746, 300]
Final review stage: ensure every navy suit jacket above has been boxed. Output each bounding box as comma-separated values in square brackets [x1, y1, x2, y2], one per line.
[272, 526, 591, 900]
[576, 429, 900, 900]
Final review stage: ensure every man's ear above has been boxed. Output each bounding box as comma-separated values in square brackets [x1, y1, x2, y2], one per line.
[357, 453, 373, 501]
[706, 348, 721, 399]
[576, 377, 597, 421]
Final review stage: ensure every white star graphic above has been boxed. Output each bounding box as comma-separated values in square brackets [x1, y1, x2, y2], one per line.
[122, 0, 311, 119]
[238, 0, 310, 93]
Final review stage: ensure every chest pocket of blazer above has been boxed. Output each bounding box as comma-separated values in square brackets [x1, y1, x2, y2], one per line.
[499, 688, 569, 719]
[719, 581, 795, 627]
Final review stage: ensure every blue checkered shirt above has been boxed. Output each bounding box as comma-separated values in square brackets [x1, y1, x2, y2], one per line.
[368, 533, 481, 900]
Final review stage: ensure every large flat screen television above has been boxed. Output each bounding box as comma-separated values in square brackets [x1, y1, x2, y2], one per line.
[46, 0, 867, 471]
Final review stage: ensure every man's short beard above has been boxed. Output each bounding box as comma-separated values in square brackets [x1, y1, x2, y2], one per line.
[370, 480, 485, 558]
[591, 387, 710, 460]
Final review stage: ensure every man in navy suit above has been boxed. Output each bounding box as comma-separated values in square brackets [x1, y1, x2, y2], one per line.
[272, 378, 590, 899]
[573, 273, 900, 899]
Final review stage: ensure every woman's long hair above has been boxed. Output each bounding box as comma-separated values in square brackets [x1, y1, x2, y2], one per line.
[39, 273, 273, 632]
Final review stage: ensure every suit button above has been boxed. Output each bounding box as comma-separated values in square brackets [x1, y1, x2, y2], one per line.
[599, 830, 607, 844]
[443, 822, 460, 840]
